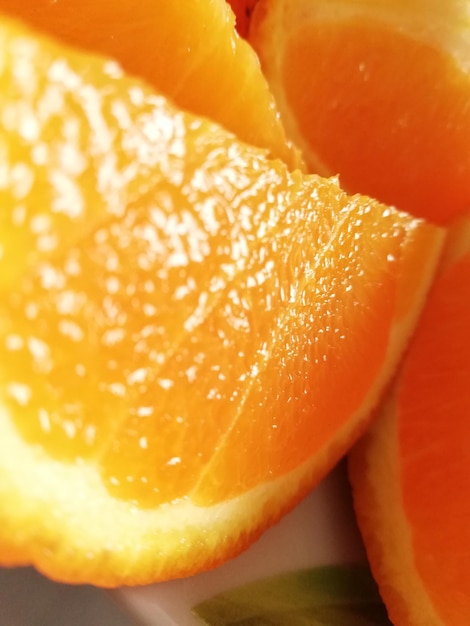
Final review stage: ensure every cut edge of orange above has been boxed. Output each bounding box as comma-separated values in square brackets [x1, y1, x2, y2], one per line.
[0, 215, 444, 587]
[249, 0, 329, 175]
[249, 0, 470, 167]
[248, 0, 470, 224]
[349, 219, 470, 626]
[0, 1, 304, 172]
[348, 396, 442, 626]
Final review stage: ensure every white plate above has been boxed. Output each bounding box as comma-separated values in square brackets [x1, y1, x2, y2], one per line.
[117, 461, 366, 626]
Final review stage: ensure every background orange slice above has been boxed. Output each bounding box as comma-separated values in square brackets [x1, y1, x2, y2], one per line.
[228, 0, 259, 37]
[0, 17, 443, 587]
[249, 0, 470, 224]
[0, 0, 301, 170]
[349, 219, 470, 625]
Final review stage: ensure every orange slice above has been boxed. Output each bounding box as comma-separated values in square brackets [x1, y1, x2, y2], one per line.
[0, 0, 301, 169]
[0, 16, 443, 587]
[349, 220, 470, 625]
[249, 0, 470, 224]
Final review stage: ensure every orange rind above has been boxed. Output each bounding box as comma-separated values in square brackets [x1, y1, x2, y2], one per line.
[0, 16, 443, 586]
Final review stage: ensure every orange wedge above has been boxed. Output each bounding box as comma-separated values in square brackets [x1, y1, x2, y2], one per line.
[350, 220, 470, 625]
[0, 0, 301, 169]
[249, 0, 470, 223]
[0, 16, 443, 587]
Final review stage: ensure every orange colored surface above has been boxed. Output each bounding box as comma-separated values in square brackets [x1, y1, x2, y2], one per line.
[194, 214, 403, 504]
[398, 252, 470, 623]
[228, 0, 258, 37]
[0, 16, 443, 585]
[350, 229, 470, 625]
[0, 0, 300, 169]
[282, 21, 470, 223]
[2, 173, 435, 508]
[250, 1, 470, 225]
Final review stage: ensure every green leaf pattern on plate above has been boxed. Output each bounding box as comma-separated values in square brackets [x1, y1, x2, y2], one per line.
[192, 564, 392, 625]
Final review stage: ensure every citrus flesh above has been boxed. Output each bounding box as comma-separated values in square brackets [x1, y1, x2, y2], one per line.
[0, 0, 301, 170]
[349, 221, 470, 625]
[249, 0, 470, 224]
[227, 0, 259, 37]
[0, 17, 444, 586]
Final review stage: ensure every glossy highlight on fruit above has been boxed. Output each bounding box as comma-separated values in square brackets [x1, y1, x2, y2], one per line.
[0, 0, 301, 169]
[0, 16, 443, 586]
